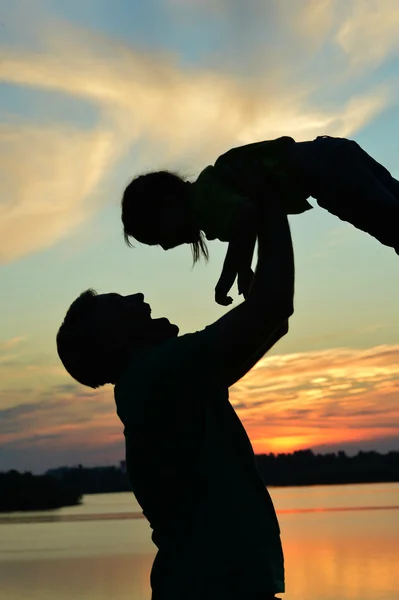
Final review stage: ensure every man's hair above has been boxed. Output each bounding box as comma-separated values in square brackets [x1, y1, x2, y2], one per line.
[56, 289, 116, 389]
[121, 170, 209, 264]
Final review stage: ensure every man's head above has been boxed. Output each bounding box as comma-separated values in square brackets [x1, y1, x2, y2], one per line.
[56, 289, 179, 388]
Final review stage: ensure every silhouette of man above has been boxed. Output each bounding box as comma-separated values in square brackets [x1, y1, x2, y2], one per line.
[57, 193, 294, 600]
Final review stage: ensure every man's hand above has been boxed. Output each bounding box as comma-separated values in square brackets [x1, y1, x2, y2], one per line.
[207, 192, 294, 388]
[215, 268, 237, 306]
[215, 290, 234, 306]
[237, 267, 254, 299]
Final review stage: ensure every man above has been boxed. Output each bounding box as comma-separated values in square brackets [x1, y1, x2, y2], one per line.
[56, 192, 294, 600]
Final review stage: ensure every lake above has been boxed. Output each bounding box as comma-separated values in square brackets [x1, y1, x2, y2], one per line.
[1, 482, 398, 599]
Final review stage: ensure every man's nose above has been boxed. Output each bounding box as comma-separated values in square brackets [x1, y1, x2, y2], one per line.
[126, 293, 144, 302]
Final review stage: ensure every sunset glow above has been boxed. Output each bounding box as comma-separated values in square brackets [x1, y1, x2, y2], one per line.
[1, 0, 399, 472]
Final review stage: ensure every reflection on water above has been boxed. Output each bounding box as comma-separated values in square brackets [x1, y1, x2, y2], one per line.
[2, 503, 399, 526]
[1, 483, 398, 600]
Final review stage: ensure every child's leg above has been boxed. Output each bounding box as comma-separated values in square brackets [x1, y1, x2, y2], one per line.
[289, 136, 399, 252]
[353, 141, 399, 200]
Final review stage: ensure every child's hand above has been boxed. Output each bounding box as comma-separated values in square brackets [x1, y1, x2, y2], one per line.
[237, 267, 254, 299]
[215, 290, 234, 306]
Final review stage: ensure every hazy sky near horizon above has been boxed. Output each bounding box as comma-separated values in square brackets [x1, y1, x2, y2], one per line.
[1, 0, 399, 472]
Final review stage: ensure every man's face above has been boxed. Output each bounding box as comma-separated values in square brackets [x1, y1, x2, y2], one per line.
[92, 293, 179, 350]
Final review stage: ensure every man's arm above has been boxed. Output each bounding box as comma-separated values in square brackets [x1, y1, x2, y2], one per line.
[206, 194, 294, 388]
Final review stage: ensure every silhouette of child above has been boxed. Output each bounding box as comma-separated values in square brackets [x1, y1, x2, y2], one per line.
[122, 135, 399, 306]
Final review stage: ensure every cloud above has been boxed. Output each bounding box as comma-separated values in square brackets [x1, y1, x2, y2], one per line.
[0, 121, 123, 262]
[1, 343, 399, 471]
[0, 343, 67, 394]
[0, 3, 397, 263]
[0, 337, 25, 351]
[165, 0, 399, 72]
[335, 0, 399, 70]
[0, 336, 25, 366]
[0, 383, 119, 444]
[229, 344, 399, 453]
[0, 380, 124, 472]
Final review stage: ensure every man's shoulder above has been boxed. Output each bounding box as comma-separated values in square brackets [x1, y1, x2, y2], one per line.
[114, 327, 221, 421]
[160, 327, 218, 365]
[116, 328, 216, 384]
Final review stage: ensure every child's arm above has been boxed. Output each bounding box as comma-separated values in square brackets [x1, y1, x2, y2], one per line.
[215, 201, 258, 306]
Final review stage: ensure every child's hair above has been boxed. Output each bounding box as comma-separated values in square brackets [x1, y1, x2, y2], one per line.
[121, 170, 208, 264]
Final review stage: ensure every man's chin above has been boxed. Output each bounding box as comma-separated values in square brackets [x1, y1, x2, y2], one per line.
[154, 318, 179, 338]
[169, 323, 179, 336]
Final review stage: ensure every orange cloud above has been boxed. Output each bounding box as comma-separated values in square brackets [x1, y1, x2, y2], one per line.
[0, 383, 119, 448]
[230, 345, 399, 453]
[1, 345, 399, 469]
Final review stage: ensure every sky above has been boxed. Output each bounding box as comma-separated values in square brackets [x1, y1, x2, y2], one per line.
[1, 0, 399, 473]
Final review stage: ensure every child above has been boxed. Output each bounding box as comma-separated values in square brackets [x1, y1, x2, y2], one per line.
[122, 135, 399, 306]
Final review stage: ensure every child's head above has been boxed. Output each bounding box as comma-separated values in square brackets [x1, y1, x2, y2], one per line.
[121, 171, 208, 263]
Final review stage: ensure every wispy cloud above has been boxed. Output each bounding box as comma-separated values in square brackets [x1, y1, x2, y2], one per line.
[0, 121, 121, 263]
[0, 336, 25, 351]
[1, 1, 397, 262]
[0, 383, 118, 445]
[335, 0, 399, 70]
[0, 337, 25, 366]
[0, 379, 124, 471]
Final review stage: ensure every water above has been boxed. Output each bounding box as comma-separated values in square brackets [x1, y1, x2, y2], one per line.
[1, 483, 398, 599]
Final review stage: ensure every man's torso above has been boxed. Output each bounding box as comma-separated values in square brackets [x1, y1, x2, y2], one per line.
[114, 328, 284, 596]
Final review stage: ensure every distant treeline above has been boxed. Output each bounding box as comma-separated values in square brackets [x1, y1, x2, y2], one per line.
[47, 450, 399, 496]
[256, 449, 399, 486]
[0, 470, 82, 512]
[2, 450, 398, 512]
[47, 465, 131, 495]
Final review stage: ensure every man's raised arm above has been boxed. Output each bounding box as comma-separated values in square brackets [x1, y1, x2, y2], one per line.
[207, 193, 294, 388]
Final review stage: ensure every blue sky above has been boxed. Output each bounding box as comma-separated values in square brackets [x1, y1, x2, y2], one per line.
[1, 0, 399, 472]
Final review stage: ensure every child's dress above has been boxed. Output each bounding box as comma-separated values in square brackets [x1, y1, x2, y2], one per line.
[190, 135, 399, 253]
[189, 137, 312, 242]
